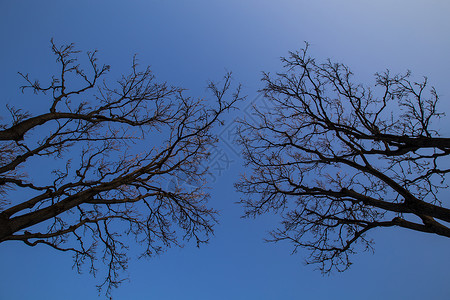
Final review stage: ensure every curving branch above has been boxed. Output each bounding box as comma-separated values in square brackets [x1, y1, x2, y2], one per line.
[236, 43, 450, 273]
[0, 40, 243, 297]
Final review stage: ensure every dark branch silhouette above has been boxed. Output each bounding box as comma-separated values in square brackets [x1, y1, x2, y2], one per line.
[236, 44, 450, 273]
[0, 40, 242, 295]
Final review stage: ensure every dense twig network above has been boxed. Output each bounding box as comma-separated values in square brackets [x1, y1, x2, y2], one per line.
[236, 44, 450, 273]
[0, 40, 242, 296]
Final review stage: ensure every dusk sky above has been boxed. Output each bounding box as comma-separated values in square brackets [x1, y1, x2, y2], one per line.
[1, 1, 450, 299]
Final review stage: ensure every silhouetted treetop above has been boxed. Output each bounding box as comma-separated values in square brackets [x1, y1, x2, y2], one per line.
[236, 44, 450, 273]
[0, 40, 242, 296]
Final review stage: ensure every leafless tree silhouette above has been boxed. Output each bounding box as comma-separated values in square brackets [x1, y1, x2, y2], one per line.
[0, 40, 241, 295]
[236, 44, 450, 273]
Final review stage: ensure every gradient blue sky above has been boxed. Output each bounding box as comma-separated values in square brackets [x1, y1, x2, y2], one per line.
[1, 1, 450, 299]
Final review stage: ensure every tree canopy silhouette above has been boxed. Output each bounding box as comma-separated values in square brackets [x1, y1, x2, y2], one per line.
[0, 40, 241, 294]
[236, 44, 450, 273]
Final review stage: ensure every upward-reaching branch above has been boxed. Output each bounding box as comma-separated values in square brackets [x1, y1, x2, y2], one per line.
[0, 41, 243, 297]
[236, 44, 450, 273]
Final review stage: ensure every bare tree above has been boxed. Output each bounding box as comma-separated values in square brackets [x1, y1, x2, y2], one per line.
[0, 40, 241, 295]
[236, 44, 450, 273]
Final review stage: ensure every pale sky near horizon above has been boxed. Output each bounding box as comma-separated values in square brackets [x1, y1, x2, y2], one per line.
[1, 1, 450, 299]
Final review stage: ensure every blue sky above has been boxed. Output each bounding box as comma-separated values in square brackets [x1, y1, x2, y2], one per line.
[1, 1, 450, 299]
